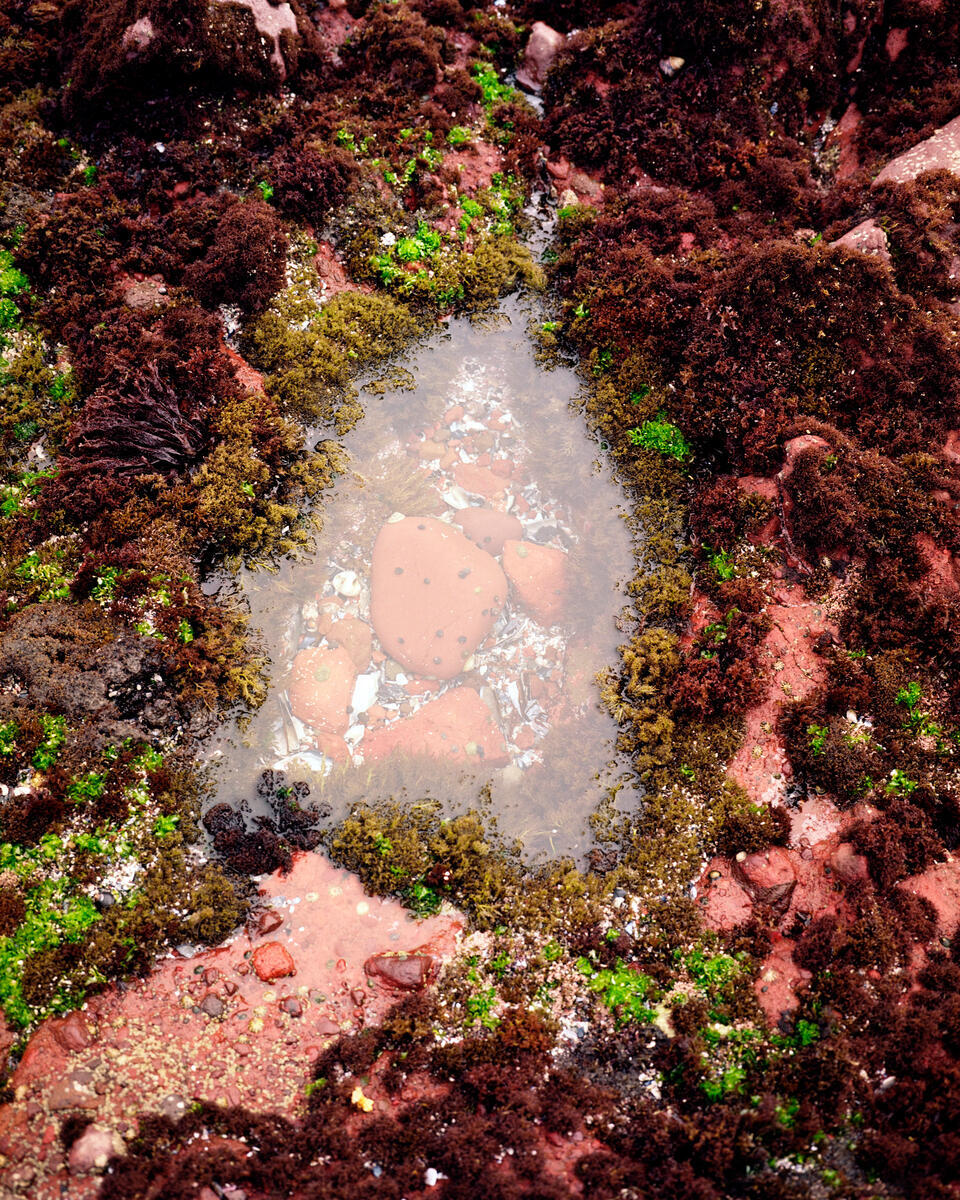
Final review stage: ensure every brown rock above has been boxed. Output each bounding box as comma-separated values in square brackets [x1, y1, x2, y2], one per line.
[52, 1010, 93, 1052]
[370, 517, 507, 680]
[251, 941, 296, 982]
[516, 21, 565, 92]
[364, 950, 440, 990]
[828, 841, 869, 884]
[874, 114, 960, 185]
[454, 507, 523, 556]
[733, 847, 798, 911]
[502, 540, 568, 625]
[68, 1125, 125, 1174]
[287, 645, 356, 732]
[322, 616, 373, 671]
[362, 686, 509, 766]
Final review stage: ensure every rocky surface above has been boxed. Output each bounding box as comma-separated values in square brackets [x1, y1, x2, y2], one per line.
[0, 852, 462, 1195]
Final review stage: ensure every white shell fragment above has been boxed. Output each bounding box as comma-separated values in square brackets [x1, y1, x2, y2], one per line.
[332, 570, 361, 597]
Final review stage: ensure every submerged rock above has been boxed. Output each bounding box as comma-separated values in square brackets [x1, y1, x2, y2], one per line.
[287, 646, 357, 732]
[370, 517, 507, 680]
[454, 507, 523, 556]
[502, 540, 568, 626]
[362, 686, 510, 765]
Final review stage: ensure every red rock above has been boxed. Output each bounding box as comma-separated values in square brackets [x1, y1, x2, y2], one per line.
[255, 909, 284, 936]
[287, 645, 357, 732]
[251, 942, 296, 982]
[321, 615, 373, 671]
[514, 725, 536, 751]
[516, 21, 565, 91]
[68, 1125, 124, 1174]
[454, 462, 508, 500]
[733, 847, 798, 911]
[52, 1010, 93, 1052]
[314, 240, 359, 297]
[314, 730, 351, 763]
[502, 539, 568, 625]
[364, 950, 440, 990]
[222, 343, 266, 396]
[444, 405, 464, 424]
[370, 517, 507, 680]
[755, 937, 811, 1023]
[490, 458, 512, 478]
[362, 687, 509, 766]
[454, 508, 523, 556]
[698, 862, 753, 931]
[874, 113, 960, 185]
[901, 859, 960, 937]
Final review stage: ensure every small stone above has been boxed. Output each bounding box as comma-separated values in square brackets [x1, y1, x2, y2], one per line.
[364, 949, 440, 991]
[287, 646, 357, 732]
[659, 55, 685, 76]
[68, 1126, 125, 1175]
[251, 942, 296, 982]
[502, 539, 568, 625]
[200, 994, 224, 1019]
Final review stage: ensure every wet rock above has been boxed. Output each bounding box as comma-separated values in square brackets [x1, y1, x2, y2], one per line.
[251, 941, 296, 982]
[52, 1011, 93, 1053]
[901, 859, 960, 937]
[68, 1125, 125, 1174]
[874, 114, 960, 185]
[502, 540, 568, 625]
[453, 462, 508, 500]
[699, 863, 753, 931]
[516, 21, 565, 92]
[321, 615, 373, 671]
[364, 949, 440, 990]
[830, 218, 891, 265]
[733, 847, 798, 911]
[362, 687, 510, 766]
[829, 841, 869, 884]
[454, 508, 523, 556]
[287, 645, 357, 732]
[370, 517, 507, 680]
[200, 993, 224, 1018]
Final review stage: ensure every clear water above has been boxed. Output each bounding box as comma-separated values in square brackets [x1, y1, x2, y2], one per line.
[203, 293, 638, 860]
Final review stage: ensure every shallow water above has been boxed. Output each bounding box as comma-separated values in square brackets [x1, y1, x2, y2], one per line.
[204, 293, 638, 860]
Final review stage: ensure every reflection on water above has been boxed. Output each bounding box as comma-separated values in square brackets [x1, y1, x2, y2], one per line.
[204, 295, 639, 860]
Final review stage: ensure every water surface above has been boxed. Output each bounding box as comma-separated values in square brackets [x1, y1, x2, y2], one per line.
[205, 295, 638, 859]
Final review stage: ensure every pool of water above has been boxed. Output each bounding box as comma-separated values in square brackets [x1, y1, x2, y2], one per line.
[203, 293, 639, 860]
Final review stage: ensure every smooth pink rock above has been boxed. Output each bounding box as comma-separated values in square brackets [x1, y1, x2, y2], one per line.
[370, 517, 507, 680]
[830, 218, 891, 265]
[874, 114, 960, 185]
[733, 847, 798, 910]
[362, 687, 509, 766]
[502, 539, 568, 625]
[68, 1126, 125, 1174]
[287, 646, 357, 732]
[516, 21, 565, 92]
